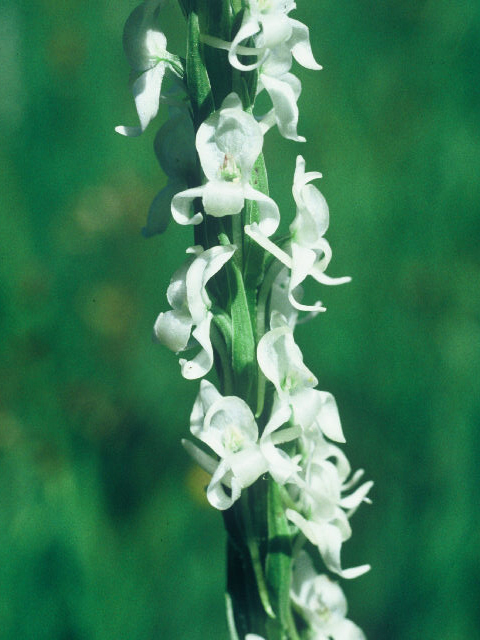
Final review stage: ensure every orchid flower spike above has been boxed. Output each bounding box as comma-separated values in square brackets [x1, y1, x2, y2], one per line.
[171, 93, 280, 236]
[153, 244, 235, 379]
[245, 155, 351, 311]
[183, 381, 300, 509]
[291, 551, 367, 638]
[115, 0, 183, 137]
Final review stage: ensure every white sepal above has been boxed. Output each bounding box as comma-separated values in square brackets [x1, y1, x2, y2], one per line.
[115, 2, 182, 136]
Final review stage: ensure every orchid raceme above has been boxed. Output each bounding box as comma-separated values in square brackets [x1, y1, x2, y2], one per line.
[115, 0, 183, 137]
[117, 1, 371, 638]
[171, 93, 280, 236]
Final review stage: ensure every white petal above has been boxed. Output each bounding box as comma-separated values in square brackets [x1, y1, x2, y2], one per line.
[340, 480, 374, 511]
[228, 445, 268, 487]
[258, 13, 293, 50]
[190, 380, 223, 438]
[171, 186, 205, 226]
[166, 258, 191, 310]
[262, 400, 292, 439]
[288, 244, 325, 312]
[257, 324, 317, 395]
[216, 98, 264, 176]
[270, 268, 299, 328]
[244, 223, 292, 267]
[285, 511, 370, 579]
[243, 185, 280, 237]
[204, 395, 258, 453]
[207, 458, 240, 510]
[180, 314, 214, 379]
[310, 261, 352, 286]
[313, 391, 346, 443]
[153, 309, 192, 353]
[195, 110, 224, 181]
[260, 43, 293, 77]
[288, 18, 322, 70]
[228, 14, 264, 72]
[116, 65, 165, 137]
[122, 4, 166, 72]
[260, 73, 305, 142]
[202, 180, 245, 217]
[329, 618, 367, 640]
[186, 244, 235, 323]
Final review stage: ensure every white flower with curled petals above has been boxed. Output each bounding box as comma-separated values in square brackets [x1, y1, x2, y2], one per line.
[182, 381, 300, 509]
[257, 43, 305, 142]
[115, 0, 183, 137]
[257, 312, 346, 443]
[172, 93, 280, 236]
[204, 0, 321, 73]
[286, 439, 373, 579]
[245, 155, 350, 312]
[153, 244, 235, 379]
[291, 551, 367, 639]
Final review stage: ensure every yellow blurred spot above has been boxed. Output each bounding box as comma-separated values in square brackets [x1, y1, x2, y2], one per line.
[46, 28, 86, 75]
[185, 464, 211, 508]
[79, 283, 136, 338]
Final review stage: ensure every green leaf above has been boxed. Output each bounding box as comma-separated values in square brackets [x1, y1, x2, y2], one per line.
[265, 480, 297, 635]
[198, 0, 233, 106]
[186, 11, 215, 128]
[226, 244, 257, 404]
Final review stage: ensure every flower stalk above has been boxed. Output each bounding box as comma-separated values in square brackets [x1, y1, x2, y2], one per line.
[117, 1, 372, 638]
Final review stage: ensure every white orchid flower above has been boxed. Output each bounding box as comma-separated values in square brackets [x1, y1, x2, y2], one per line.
[115, 0, 183, 137]
[143, 109, 197, 237]
[183, 381, 300, 509]
[286, 439, 373, 579]
[153, 244, 235, 379]
[257, 312, 346, 443]
[291, 551, 367, 639]
[245, 155, 351, 311]
[257, 43, 305, 142]
[203, 0, 321, 74]
[171, 93, 280, 236]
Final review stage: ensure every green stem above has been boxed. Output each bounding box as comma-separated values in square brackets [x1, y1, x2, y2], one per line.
[240, 492, 276, 620]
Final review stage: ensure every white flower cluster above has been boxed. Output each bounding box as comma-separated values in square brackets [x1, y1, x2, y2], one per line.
[117, 1, 371, 637]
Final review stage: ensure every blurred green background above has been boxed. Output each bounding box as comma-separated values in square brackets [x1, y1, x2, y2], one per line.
[1, 0, 479, 638]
